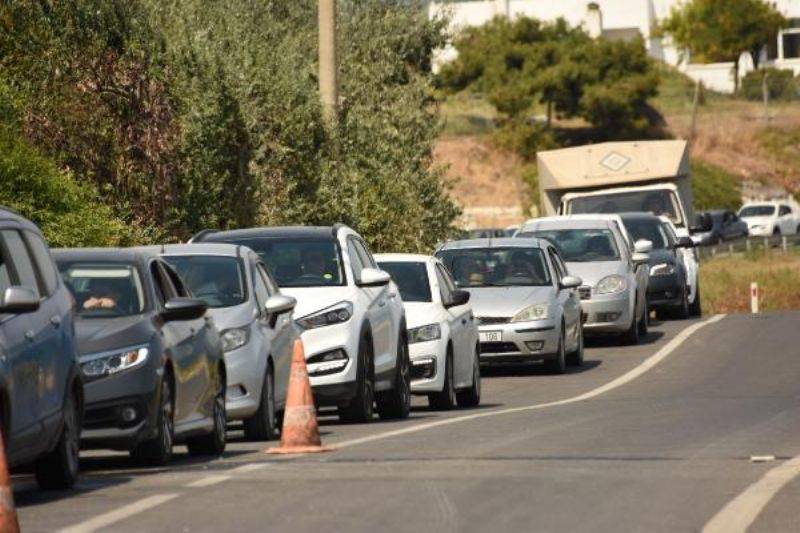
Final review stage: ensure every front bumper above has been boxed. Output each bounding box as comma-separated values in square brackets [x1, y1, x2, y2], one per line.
[223, 337, 266, 421]
[80, 364, 160, 451]
[648, 273, 685, 309]
[300, 321, 359, 403]
[581, 291, 632, 333]
[408, 338, 448, 393]
[747, 225, 772, 236]
[477, 321, 560, 364]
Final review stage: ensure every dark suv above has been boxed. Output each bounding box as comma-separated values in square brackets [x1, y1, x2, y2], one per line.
[0, 208, 82, 489]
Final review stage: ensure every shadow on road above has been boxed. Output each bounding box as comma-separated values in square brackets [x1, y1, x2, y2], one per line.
[14, 473, 132, 508]
[585, 330, 664, 348]
[481, 359, 602, 378]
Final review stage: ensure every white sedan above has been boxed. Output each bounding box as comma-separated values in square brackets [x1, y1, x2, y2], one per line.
[376, 254, 481, 410]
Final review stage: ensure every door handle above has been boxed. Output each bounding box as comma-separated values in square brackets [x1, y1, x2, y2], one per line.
[25, 330, 35, 342]
[50, 315, 61, 328]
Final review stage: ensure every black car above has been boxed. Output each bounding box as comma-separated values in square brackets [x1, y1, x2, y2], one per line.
[693, 210, 748, 245]
[0, 208, 83, 489]
[619, 213, 695, 319]
[53, 248, 227, 465]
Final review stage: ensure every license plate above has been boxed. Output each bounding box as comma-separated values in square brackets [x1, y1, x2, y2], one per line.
[479, 331, 502, 342]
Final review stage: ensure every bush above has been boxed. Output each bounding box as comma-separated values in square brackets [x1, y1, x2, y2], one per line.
[740, 68, 798, 101]
[692, 160, 742, 212]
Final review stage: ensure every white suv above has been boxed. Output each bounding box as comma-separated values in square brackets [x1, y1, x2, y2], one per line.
[738, 201, 800, 236]
[194, 225, 411, 423]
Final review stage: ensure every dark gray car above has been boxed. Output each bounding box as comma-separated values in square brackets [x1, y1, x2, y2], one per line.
[54, 248, 227, 465]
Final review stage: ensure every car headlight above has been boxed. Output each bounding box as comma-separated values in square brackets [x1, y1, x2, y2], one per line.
[595, 275, 627, 294]
[220, 327, 250, 352]
[296, 301, 353, 330]
[511, 303, 549, 322]
[650, 263, 676, 276]
[408, 323, 441, 344]
[80, 346, 149, 382]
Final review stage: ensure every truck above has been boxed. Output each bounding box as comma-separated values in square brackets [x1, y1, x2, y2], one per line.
[536, 140, 695, 237]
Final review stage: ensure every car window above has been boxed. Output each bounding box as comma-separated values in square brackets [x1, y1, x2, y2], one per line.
[257, 264, 277, 297]
[252, 262, 270, 312]
[152, 262, 178, 303]
[162, 255, 246, 308]
[347, 238, 364, 280]
[623, 219, 670, 250]
[354, 238, 377, 269]
[377, 262, 432, 303]
[24, 232, 58, 297]
[548, 248, 567, 281]
[58, 261, 146, 318]
[526, 228, 620, 262]
[437, 247, 551, 288]
[434, 264, 453, 303]
[1, 230, 40, 297]
[0, 234, 13, 295]
[162, 262, 191, 298]
[779, 205, 791, 216]
[739, 205, 775, 217]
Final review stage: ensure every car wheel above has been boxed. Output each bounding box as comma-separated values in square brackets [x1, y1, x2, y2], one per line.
[545, 326, 567, 374]
[243, 365, 277, 441]
[637, 298, 649, 337]
[338, 336, 375, 423]
[35, 388, 80, 489]
[689, 282, 702, 317]
[674, 286, 690, 320]
[376, 331, 411, 420]
[621, 304, 640, 345]
[456, 345, 481, 408]
[429, 347, 456, 410]
[567, 322, 584, 366]
[187, 374, 227, 456]
[132, 378, 174, 466]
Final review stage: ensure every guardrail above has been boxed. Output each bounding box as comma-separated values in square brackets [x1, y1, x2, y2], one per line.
[696, 233, 800, 261]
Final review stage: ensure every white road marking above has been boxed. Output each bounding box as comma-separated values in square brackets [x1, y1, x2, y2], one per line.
[231, 463, 270, 473]
[703, 454, 800, 533]
[58, 493, 179, 533]
[185, 474, 232, 488]
[333, 314, 726, 450]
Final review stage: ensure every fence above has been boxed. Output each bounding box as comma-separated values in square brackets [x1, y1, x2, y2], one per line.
[696, 233, 800, 261]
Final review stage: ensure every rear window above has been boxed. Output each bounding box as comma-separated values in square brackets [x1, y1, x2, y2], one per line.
[162, 255, 246, 308]
[377, 262, 432, 303]
[58, 262, 146, 318]
[520, 229, 620, 262]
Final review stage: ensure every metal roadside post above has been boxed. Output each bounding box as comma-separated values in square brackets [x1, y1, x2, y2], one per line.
[750, 282, 759, 315]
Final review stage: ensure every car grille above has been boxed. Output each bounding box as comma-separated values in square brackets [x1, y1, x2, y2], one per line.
[476, 316, 511, 325]
[480, 341, 519, 354]
[578, 286, 592, 300]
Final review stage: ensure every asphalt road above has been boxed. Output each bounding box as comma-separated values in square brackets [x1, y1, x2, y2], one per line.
[14, 311, 800, 532]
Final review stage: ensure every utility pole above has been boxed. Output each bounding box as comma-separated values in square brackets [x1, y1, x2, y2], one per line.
[318, 0, 338, 126]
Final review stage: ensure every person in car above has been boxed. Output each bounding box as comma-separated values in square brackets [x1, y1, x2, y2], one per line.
[507, 252, 540, 281]
[83, 281, 122, 311]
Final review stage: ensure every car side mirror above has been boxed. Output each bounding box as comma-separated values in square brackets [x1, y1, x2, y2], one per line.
[634, 239, 653, 254]
[675, 236, 695, 248]
[265, 294, 296, 327]
[559, 276, 582, 290]
[161, 298, 207, 322]
[357, 268, 391, 287]
[632, 252, 650, 266]
[444, 289, 470, 308]
[0, 286, 40, 314]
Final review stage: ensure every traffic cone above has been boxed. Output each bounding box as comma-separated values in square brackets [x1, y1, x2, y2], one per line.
[0, 430, 19, 533]
[267, 339, 330, 454]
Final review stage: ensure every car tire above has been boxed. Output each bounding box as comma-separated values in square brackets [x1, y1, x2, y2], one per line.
[338, 336, 375, 423]
[376, 331, 411, 420]
[429, 348, 456, 410]
[35, 388, 80, 490]
[243, 365, 277, 441]
[689, 283, 702, 317]
[186, 373, 227, 457]
[621, 305, 640, 345]
[132, 378, 174, 466]
[637, 299, 649, 337]
[567, 323, 584, 366]
[456, 345, 481, 408]
[545, 326, 567, 374]
[674, 286, 690, 320]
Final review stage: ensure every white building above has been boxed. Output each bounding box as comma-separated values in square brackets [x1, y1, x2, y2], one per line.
[430, 0, 800, 93]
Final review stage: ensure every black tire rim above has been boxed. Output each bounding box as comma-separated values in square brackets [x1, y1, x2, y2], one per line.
[162, 381, 174, 454]
[64, 396, 79, 477]
[362, 343, 375, 419]
[399, 340, 411, 408]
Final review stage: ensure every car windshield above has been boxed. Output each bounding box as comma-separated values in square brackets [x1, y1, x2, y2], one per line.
[162, 255, 246, 308]
[437, 247, 551, 288]
[58, 262, 145, 318]
[622, 219, 670, 250]
[739, 205, 775, 217]
[521, 229, 620, 262]
[567, 189, 681, 225]
[218, 238, 345, 288]
[377, 262, 432, 302]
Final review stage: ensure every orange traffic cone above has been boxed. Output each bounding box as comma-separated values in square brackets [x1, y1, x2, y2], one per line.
[0, 430, 19, 533]
[267, 339, 330, 454]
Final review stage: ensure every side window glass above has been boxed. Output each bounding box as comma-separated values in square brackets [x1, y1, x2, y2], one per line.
[2, 230, 40, 298]
[434, 265, 452, 303]
[355, 239, 376, 268]
[347, 238, 364, 280]
[258, 264, 278, 296]
[162, 263, 190, 298]
[440, 265, 458, 294]
[548, 249, 564, 282]
[252, 263, 270, 312]
[0, 233, 13, 294]
[553, 250, 568, 280]
[150, 262, 166, 305]
[24, 232, 57, 297]
[779, 206, 790, 216]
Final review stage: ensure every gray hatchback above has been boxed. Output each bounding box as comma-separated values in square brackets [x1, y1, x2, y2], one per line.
[156, 244, 299, 440]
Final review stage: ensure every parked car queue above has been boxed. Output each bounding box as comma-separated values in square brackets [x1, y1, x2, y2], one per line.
[0, 206, 700, 490]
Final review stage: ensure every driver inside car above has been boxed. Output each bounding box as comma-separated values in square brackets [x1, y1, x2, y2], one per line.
[83, 281, 122, 311]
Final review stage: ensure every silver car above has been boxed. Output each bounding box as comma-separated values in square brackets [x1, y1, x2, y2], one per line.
[517, 217, 651, 344]
[436, 238, 583, 374]
[153, 243, 299, 440]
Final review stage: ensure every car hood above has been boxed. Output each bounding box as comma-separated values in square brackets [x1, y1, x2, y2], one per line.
[465, 286, 554, 318]
[206, 303, 254, 331]
[75, 315, 154, 356]
[741, 215, 773, 227]
[646, 249, 676, 266]
[402, 301, 442, 329]
[280, 286, 355, 319]
[564, 261, 625, 287]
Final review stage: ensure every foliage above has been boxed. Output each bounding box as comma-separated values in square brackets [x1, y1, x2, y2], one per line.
[740, 68, 798, 101]
[658, 0, 785, 88]
[437, 16, 659, 153]
[692, 160, 742, 212]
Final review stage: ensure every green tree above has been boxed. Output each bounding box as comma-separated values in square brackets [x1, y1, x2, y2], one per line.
[658, 0, 786, 89]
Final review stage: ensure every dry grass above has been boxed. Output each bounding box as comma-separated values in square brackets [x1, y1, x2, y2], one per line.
[700, 250, 800, 315]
